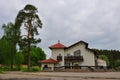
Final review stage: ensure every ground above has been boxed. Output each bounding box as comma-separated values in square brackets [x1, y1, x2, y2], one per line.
[0, 71, 120, 80]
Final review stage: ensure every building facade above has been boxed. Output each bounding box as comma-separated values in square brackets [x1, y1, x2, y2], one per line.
[40, 41, 105, 71]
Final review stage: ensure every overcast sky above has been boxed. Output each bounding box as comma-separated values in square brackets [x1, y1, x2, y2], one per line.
[0, 0, 120, 57]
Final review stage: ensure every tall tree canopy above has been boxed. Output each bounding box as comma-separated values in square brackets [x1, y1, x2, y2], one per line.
[93, 49, 120, 68]
[0, 22, 20, 69]
[15, 4, 42, 71]
[0, 37, 12, 66]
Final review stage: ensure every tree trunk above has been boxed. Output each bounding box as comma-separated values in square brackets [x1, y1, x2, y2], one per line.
[27, 20, 32, 71]
[28, 39, 30, 71]
[10, 48, 13, 70]
[10, 43, 14, 70]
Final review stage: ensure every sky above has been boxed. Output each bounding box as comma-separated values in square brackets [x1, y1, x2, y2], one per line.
[0, 0, 120, 58]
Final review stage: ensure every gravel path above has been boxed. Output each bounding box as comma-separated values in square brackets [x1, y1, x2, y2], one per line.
[0, 71, 120, 80]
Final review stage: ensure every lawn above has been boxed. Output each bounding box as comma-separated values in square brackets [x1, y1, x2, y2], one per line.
[0, 64, 41, 72]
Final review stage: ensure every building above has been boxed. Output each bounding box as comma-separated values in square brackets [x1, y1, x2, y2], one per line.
[40, 41, 106, 71]
[97, 58, 107, 67]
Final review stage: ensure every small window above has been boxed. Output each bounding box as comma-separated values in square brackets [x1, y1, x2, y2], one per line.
[44, 65, 48, 68]
[74, 50, 81, 56]
[59, 54, 62, 56]
[67, 53, 70, 56]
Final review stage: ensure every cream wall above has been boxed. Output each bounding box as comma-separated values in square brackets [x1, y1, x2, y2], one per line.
[41, 63, 54, 71]
[64, 43, 95, 66]
[64, 43, 85, 56]
[51, 43, 96, 67]
[97, 59, 107, 67]
[81, 50, 95, 66]
[51, 49, 64, 66]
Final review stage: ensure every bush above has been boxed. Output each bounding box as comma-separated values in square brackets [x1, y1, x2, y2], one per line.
[115, 59, 120, 67]
[21, 66, 41, 72]
[30, 67, 40, 72]
[0, 67, 3, 73]
[0, 66, 11, 72]
[21, 66, 27, 72]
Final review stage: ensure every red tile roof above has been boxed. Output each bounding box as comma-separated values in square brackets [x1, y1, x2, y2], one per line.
[49, 42, 67, 49]
[40, 58, 58, 63]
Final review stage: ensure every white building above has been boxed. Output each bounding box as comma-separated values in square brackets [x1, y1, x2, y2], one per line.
[40, 41, 106, 71]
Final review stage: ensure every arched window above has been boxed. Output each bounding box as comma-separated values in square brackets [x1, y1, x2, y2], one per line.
[59, 54, 62, 56]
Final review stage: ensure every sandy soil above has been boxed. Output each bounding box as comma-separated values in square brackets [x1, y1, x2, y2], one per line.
[0, 71, 120, 80]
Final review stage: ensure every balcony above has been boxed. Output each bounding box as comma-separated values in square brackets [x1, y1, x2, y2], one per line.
[57, 56, 83, 62]
[64, 56, 83, 61]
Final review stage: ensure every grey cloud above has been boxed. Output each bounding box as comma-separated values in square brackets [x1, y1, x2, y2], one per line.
[0, 0, 120, 58]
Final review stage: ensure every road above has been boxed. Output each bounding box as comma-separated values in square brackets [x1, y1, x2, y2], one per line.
[0, 71, 120, 80]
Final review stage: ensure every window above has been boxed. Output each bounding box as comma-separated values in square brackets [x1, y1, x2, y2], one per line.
[59, 54, 62, 56]
[44, 65, 48, 68]
[67, 53, 70, 56]
[74, 50, 81, 56]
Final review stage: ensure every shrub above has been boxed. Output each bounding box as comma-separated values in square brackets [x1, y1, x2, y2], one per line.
[0, 66, 11, 72]
[21, 66, 27, 72]
[21, 66, 41, 72]
[0, 67, 3, 73]
[115, 59, 120, 67]
[30, 67, 40, 72]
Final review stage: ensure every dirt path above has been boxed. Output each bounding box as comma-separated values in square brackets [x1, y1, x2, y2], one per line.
[0, 71, 120, 80]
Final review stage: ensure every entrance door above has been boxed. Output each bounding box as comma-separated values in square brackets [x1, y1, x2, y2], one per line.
[44, 65, 48, 68]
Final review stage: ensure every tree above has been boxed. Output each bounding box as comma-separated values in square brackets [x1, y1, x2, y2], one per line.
[30, 47, 46, 66]
[1, 22, 19, 69]
[15, 4, 42, 71]
[22, 47, 46, 66]
[15, 51, 24, 70]
[93, 49, 120, 68]
[0, 38, 12, 66]
[115, 59, 120, 67]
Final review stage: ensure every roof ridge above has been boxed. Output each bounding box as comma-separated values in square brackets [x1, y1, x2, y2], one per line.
[49, 42, 67, 49]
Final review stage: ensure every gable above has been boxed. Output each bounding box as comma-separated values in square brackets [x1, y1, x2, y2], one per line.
[64, 41, 97, 56]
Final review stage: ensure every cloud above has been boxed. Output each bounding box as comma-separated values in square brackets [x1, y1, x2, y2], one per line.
[0, 0, 120, 58]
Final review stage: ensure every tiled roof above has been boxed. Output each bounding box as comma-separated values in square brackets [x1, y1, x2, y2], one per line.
[40, 58, 58, 63]
[49, 42, 67, 49]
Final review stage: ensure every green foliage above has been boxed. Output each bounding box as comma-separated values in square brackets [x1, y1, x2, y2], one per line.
[0, 66, 11, 72]
[115, 59, 120, 67]
[21, 66, 41, 72]
[15, 4, 42, 71]
[15, 52, 24, 70]
[99, 55, 110, 66]
[30, 47, 46, 66]
[0, 69, 3, 73]
[0, 4, 43, 72]
[0, 22, 20, 69]
[15, 4, 42, 50]
[22, 47, 46, 66]
[30, 67, 41, 72]
[0, 38, 14, 66]
[93, 49, 120, 68]
[20, 66, 27, 72]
